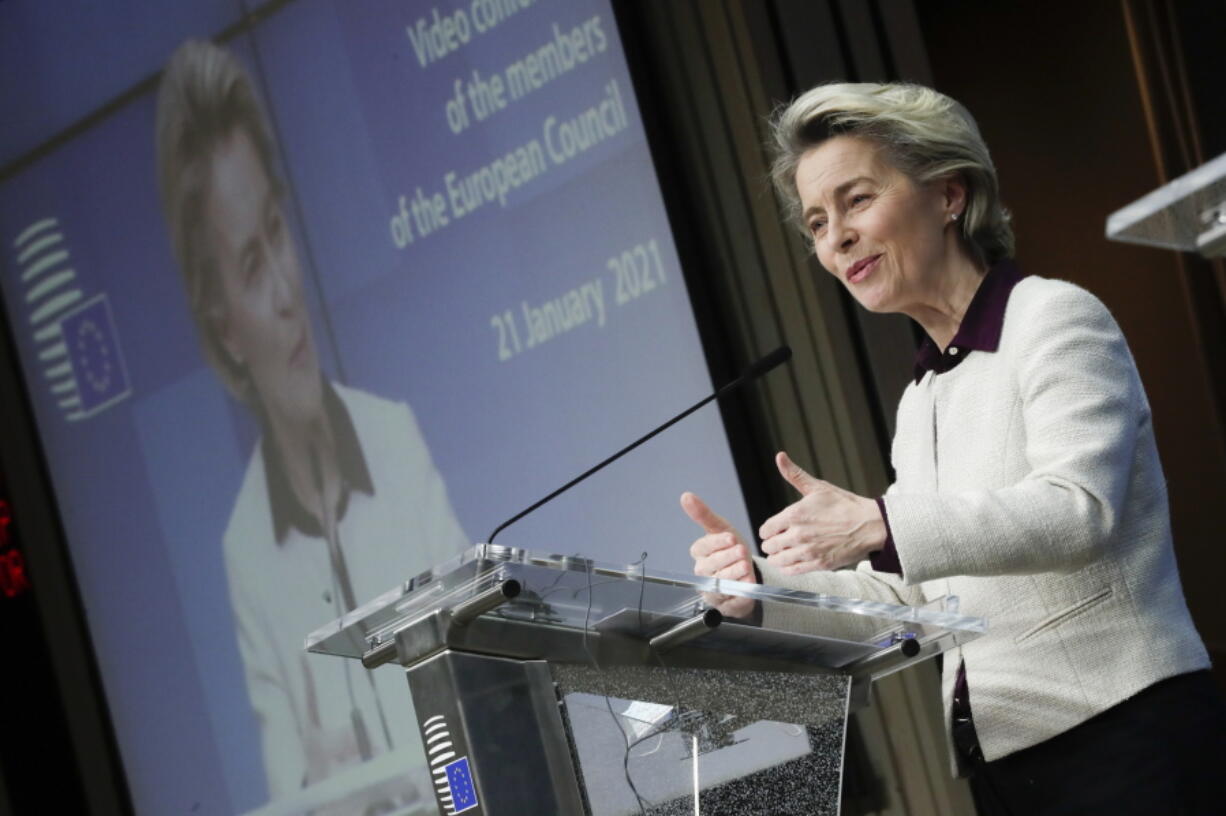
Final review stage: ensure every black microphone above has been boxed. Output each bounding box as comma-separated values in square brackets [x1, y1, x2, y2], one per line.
[486, 346, 792, 544]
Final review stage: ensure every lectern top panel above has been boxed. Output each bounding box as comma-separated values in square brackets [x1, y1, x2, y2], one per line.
[1106, 151, 1226, 256]
[305, 544, 985, 671]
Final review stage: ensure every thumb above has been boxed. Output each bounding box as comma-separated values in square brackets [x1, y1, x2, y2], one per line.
[680, 492, 734, 535]
[776, 451, 821, 496]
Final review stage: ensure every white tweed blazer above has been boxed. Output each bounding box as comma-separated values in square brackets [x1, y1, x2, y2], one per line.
[759, 275, 1209, 768]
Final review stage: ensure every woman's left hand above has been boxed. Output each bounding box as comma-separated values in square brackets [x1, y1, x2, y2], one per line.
[759, 451, 887, 574]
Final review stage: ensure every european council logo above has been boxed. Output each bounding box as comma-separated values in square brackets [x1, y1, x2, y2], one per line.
[12, 217, 131, 421]
[423, 714, 480, 814]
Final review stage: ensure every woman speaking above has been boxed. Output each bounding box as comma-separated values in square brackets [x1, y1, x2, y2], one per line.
[682, 82, 1224, 814]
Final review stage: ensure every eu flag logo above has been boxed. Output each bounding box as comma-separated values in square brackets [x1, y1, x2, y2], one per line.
[444, 757, 478, 813]
[12, 217, 130, 423]
[59, 294, 130, 419]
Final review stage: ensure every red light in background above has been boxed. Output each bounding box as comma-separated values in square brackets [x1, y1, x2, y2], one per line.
[0, 498, 30, 598]
[0, 499, 10, 548]
[1, 550, 29, 598]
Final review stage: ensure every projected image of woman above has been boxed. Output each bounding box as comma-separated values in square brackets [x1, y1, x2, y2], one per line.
[155, 40, 468, 804]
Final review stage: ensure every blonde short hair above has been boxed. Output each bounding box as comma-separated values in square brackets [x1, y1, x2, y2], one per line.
[770, 82, 1013, 266]
[155, 40, 282, 402]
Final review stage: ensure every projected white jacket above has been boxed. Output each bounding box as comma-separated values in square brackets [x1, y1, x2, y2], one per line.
[222, 383, 469, 802]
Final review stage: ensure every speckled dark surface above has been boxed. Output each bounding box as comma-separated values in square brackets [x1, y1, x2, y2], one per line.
[553, 664, 849, 815]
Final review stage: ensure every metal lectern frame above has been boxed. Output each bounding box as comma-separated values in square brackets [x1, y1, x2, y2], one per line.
[307, 544, 986, 816]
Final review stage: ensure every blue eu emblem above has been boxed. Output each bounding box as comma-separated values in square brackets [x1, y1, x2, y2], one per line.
[444, 756, 478, 813]
[9, 216, 130, 422]
[60, 294, 130, 419]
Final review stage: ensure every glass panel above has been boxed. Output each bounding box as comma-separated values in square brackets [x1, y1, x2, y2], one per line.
[1106, 151, 1226, 254]
[306, 544, 986, 672]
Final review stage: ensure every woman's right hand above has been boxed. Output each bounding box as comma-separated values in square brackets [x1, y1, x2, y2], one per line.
[680, 491, 758, 619]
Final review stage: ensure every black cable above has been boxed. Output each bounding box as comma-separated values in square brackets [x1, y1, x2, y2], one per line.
[634, 551, 648, 634]
[641, 552, 696, 812]
[582, 557, 649, 816]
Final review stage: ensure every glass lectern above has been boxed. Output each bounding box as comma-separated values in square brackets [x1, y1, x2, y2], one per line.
[306, 545, 985, 816]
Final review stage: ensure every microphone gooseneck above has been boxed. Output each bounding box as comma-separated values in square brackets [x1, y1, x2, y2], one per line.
[485, 346, 792, 544]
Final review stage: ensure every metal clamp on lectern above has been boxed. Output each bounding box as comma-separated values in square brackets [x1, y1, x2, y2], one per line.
[648, 608, 723, 653]
[845, 631, 926, 708]
[449, 578, 521, 627]
[361, 578, 522, 669]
